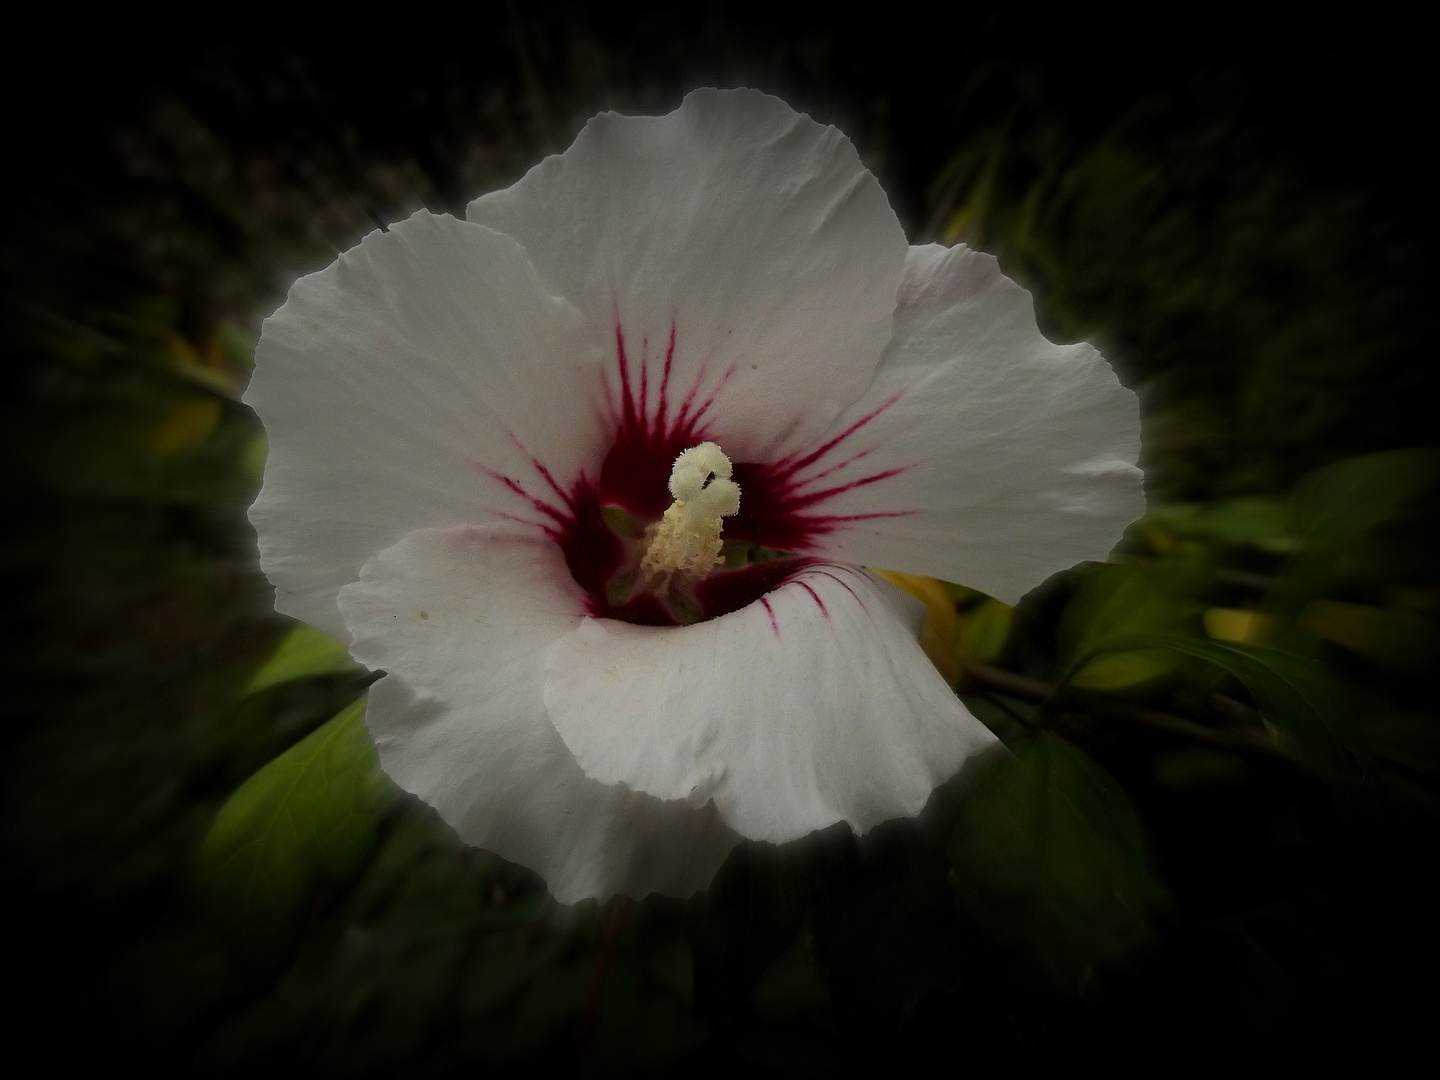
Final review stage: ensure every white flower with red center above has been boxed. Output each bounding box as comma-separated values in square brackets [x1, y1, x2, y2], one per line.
[245, 89, 1144, 903]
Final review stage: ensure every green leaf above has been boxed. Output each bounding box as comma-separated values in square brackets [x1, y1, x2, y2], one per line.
[1290, 446, 1440, 554]
[957, 596, 1014, 664]
[199, 697, 393, 968]
[1057, 562, 1189, 690]
[1150, 496, 1291, 552]
[245, 621, 361, 696]
[1273, 447, 1440, 618]
[959, 692, 1033, 745]
[1097, 634, 1360, 780]
[949, 735, 1169, 993]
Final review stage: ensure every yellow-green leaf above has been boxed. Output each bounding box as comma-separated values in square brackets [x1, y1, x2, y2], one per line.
[1203, 607, 1278, 645]
[151, 396, 222, 454]
[957, 596, 1014, 664]
[199, 698, 392, 967]
[245, 622, 361, 696]
[1058, 562, 1187, 691]
[1149, 496, 1291, 552]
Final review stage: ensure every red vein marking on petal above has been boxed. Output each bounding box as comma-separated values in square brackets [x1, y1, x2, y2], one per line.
[729, 463, 913, 546]
[801, 447, 875, 486]
[708, 362, 738, 419]
[474, 463, 572, 527]
[783, 510, 919, 539]
[718, 388, 915, 552]
[595, 323, 721, 518]
[475, 465, 527, 500]
[814, 509, 916, 523]
[529, 501, 572, 528]
[726, 458, 918, 552]
[773, 391, 905, 481]
[759, 596, 780, 637]
[600, 372, 617, 418]
[489, 510, 540, 527]
[796, 581, 830, 620]
[506, 432, 574, 506]
[694, 555, 812, 623]
[786, 466, 910, 510]
[615, 323, 638, 430]
[489, 510, 561, 539]
[770, 414, 803, 450]
[657, 322, 676, 429]
[494, 472, 527, 498]
[686, 369, 734, 430]
[639, 336, 650, 415]
[672, 365, 708, 431]
[808, 568, 866, 611]
[672, 359, 736, 432]
[531, 458, 570, 506]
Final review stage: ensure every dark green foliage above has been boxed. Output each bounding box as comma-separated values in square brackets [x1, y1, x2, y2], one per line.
[949, 736, 1170, 994]
[1273, 447, 1440, 621]
[928, 36, 1433, 502]
[1149, 496, 1290, 552]
[1104, 636, 1364, 785]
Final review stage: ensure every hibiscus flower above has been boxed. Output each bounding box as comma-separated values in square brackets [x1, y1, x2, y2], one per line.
[244, 89, 1143, 903]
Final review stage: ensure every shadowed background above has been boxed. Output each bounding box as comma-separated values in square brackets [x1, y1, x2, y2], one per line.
[2, 5, 1435, 1071]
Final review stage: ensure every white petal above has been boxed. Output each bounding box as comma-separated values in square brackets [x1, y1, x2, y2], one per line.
[246, 211, 607, 639]
[467, 88, 907, 461]
[784, 243, 1145, 604]
[336, 526, 738, 902]
[543, 564, 997, 843]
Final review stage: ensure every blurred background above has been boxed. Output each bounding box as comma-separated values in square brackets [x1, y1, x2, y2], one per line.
[3, 4, 1436, 1071]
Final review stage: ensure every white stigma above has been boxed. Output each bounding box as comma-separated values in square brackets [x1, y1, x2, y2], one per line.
[640, 442, 741, 580]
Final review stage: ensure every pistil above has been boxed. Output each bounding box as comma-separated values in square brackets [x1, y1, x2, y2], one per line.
[640, 442, 741, 581]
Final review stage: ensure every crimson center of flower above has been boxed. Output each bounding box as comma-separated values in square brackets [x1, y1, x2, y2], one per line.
[558, 436, 807, 628]
[533, 324, 914, 627]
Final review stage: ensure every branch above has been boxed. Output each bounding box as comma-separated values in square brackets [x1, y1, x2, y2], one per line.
[959, 661, 1291, 761]
[571, 896, 631, 1052]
